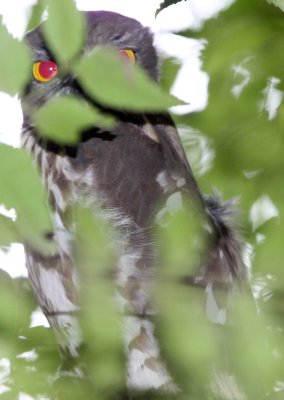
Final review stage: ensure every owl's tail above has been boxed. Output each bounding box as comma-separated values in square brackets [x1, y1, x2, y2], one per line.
[180, 195, 247, 289]
[203, 195, 247, 287]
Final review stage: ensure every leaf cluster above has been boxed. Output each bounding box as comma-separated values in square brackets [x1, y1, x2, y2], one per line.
[0, 0, 284, 399]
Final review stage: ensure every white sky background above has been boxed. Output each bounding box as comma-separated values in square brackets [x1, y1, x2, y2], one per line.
[0, 0, 233, 279]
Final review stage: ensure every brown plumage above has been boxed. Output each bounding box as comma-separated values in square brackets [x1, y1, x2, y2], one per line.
[21, 10, 247, 396]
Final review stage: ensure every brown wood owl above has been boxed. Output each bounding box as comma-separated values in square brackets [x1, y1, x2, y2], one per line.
[21, 10, 247, 397]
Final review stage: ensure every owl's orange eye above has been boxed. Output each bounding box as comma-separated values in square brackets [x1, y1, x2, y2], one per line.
[33, 61, 58, 82]
[119, 49, 136, 63]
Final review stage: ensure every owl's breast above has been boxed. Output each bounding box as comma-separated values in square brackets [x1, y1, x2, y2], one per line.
[71, 122, 170, 227]
[22, 120, 196, 229]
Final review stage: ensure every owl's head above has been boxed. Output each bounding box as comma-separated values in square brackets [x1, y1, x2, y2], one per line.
[23, 11, 159, 114]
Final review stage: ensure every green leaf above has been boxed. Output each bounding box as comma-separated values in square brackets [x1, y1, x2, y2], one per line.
[178, 0, 284, 195]
[0, 214, 20, 246]
[75, 48, 183, 112]
[74, 207, 125, 395]
[33, 96, 115, 144]
[155, 282, 216, 397]
[156, 199, 206, 279]
[155, 201, 214, 396]
[43, 0, 85, 63]
[160, 57, 181, 93]
[227, 296, 277, 397]
[26, 0, 45, 31]
[0, 17, 30, 95]
[156, 0, 186, 17]
[0, 277, 35, 343]
[266, 0, 284, 11]
[0, 144, 55, 253]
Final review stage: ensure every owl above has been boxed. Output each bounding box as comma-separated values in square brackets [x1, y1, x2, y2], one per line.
[21, 10, 247, 396]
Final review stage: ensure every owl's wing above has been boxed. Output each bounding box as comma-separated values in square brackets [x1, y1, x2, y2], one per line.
[142, 113, 191, 169]
[136, 112, 248, 332]
[139, 112, 247, 287]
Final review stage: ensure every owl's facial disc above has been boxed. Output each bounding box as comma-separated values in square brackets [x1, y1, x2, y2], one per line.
[31, 49, 135, 85]
[23, 11, 158, 114]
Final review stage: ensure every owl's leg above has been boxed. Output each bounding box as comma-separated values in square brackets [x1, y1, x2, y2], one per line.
[25, 207, 82, 362]
[115, 242, 176, 394]
[25, 249, 82, 360]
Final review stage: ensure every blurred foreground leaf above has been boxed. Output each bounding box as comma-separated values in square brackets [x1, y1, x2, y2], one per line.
[160, 57, 181, 94]
[266, 0, 284, 12]
[43, 0, 85, 63]
[173, 2, 284, 396]
[155, 202, 216, 397]
[156, 282, 216, 398]
[27, 0, 45, 31]
[0, 214, 20, 246]
[179, 0, 284, 205]
[74, 207, 125, 397]
[0, 18, 30, 95]
[34, 96, 115, 144]
[227, 296, 277, 397]
[0, 275, 34, 358]
[0, 144, 55, 253]
[75, 48, 183, 112]
[157, 199, 206, 279]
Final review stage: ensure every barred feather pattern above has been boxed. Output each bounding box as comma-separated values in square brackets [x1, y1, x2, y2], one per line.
[21, 125, 177, 391]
